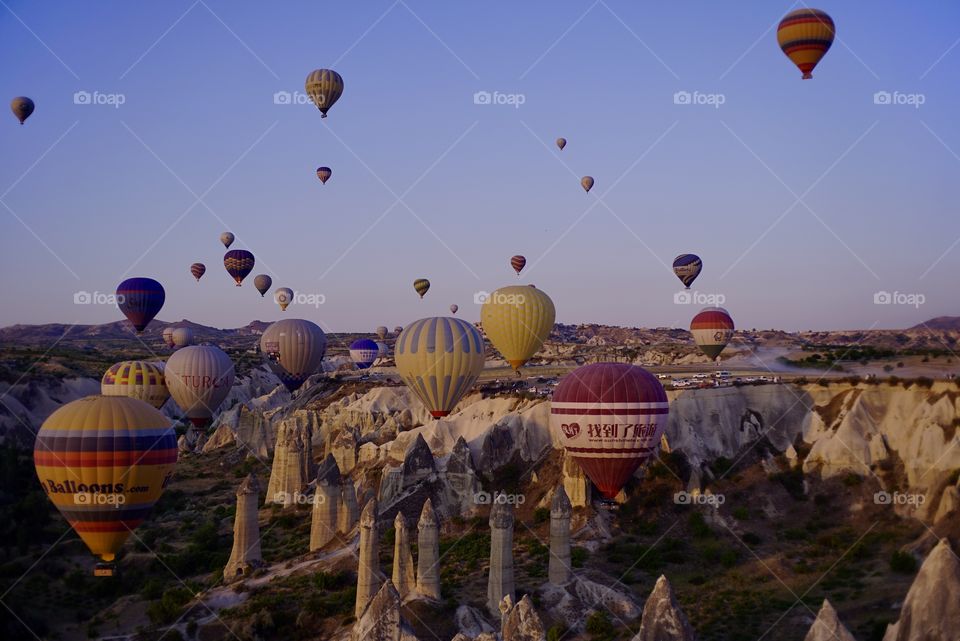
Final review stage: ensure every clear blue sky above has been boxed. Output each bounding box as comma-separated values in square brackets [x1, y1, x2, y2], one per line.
[1, 1, 958, 332]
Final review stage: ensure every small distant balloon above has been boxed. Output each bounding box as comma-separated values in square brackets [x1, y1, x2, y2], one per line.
[672, 254, 702, 289]
[254, 274, 272, 297]
[376, 326, 388, 340]
[172, 327, 193, 349]
[10, 97, 34, 125]
[413, 278, 430, 299]
[510, 255, 526, 276]
[223, 250, 254, 286]
[190, 263, 206, 282]
[777, 8, 835, 79]
[393, 326, 403, 335]
[556, 137, 566, 150]
[316, 166, 332, 184]
[162, 327, 175, 349]
[275, 287, 294, 311]
[305, 69, 344, 118]
[116, 278, 164, 334]
[450, 304, 458, 315]
[220, 232, 235, 249]
[581, 176, 594, 192]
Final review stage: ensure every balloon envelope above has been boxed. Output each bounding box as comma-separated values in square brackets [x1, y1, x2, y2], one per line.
[510, 255, 526, 275]
[172, 327, 193, 348]
[551, 363, 669, 499]
[11, 97, 34, 124]
[305, 68, 344, 117]
[116, 277, 165, 333]
[556, 138, 566, 150]
[274, 287, 294, 311]
[165, 345, 235, 426]
[223, 250, 255, 286]
[376, 341, 389, 359]
[350, 338, 380, 369]
[254, 274, 272, 297]
[220, 232, 235, 248]
[261, 319, 327, 391]
[480, 285, 555, 371]
[690, 307, 735, 359]
[581, 176, 594, 192]
[316, 166, 332, 184]
[376, 326, 388, 340]
[190, 262, 206, 282]
[101, 361, 169, 409]
[777, 8, 835, 79]
[450, 304, 458, 315]
[672, 254, 702, 289]
[395, 317, 485, 417]
[162, 327, 175, 348]
[33, 396, 177, 562]
[413, 278, 430, 298]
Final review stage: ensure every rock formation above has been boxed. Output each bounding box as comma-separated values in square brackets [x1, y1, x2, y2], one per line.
[391, 512, 416, 599]
[351, 580, 402, 641]
[356, 497, 383, 618]
[631, 575, 697, 641]
[549, 486, 572, 585]
[331, 428, 359, 475]
[264, 421, 312, 506]
[500, 594, 547, 641]
[223, 473, 262, 582]
[804, 599, 856, 641]
[487, 501, 515, 615]
[416, 498, 441, 599]
[883, 538, 960, 640]
[444, 436, 482, 513]
[309, 454, 341, 550]
[562, 451, 591, 508]
[339, 477, 360, 534]
[401, 433, 437, 489]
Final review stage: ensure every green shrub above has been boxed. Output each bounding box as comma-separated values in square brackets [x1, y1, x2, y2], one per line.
[890, 550, 917, 574]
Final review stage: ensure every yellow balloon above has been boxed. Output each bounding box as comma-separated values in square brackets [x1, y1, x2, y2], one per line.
[480, 285, 555, 371]
[101, 361, 169, 409]
[33, 396, 177, 563]
[395, 317, 485, 418]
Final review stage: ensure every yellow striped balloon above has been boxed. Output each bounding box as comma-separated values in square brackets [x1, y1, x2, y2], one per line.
[777, 9, 835, 79]
[101, 361, 169, 409]
[305, 68, 344, 118]
[413, 278, 430, 299]
[395, 317, 485, 418]
[33, 396, 177, 563]
[480, 285, 555, 371]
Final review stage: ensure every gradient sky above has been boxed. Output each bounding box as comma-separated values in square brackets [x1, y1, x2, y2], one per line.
[1, 1, 958, 333]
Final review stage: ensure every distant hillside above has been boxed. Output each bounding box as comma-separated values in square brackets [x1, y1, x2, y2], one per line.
[912, 316, 960, 330]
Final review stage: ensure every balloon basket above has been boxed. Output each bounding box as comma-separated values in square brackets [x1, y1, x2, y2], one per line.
[93, 562, 117, 577]
[596, 498, 620, 511]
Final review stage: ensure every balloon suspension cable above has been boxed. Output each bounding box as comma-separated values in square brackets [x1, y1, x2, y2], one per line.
[802, 73, 812, 80]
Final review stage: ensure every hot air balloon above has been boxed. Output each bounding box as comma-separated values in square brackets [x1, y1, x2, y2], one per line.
[672, 254, 702, 289]
[376, 326, 388, 340]
[480, 285, 555, 372]
[395, 317, 485, 418]
[510, 255, 526, 276]
[220, 232, 235, 248]
[33, 396, 177, 572]
[260, 319, 327, 392]
[581, 176, 594, 192]
[551, 363, 669, 500]
[172, 327, 193, 349]
[690, 307, 735, 360]
[413, 278, 430, 299]
[11, 97, 34, 125]
[223, 249, 254, 286]
[162, 327, 175, 349]
[316, 167, 332, 184]
[116, 277, 165, 333]
[376, 341, 389, 360]
[274, 287, 294, 311]
[254, 274, 272, 297]
[394, 326, 403, 335]
[190, 262, 206, 282]
[777, 8, 835, 79]
[350, 339, 379, 369]
[101, 361, 169, 409]
[556, 137, 566, 150]
[165, 345, 235, 427]
[450, 304, 459, 315]
[305, 68, 344, 118]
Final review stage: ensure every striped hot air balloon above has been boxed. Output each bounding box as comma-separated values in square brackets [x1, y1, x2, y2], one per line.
[254, 274, 272, 297]
[510, 255, 526, 276]
[190, 262, 206, 282]
[165, 345, 235, 427]
[690, 307, 735, 360]
[260, 319, 327, 392]
[33, 396, 177, 567]
[350, 339, 380, 369]
[777, 8, 835, 79]
[551, 363, 669, 499]
[480, 285, 555, 372]
[116, 277, 165, 333]
[413, 278, 430, 299]
[223, 249, 255, 286]
[395, 317, 486, 418]
[101, 361, 169, 409]
[316, 166, 332, 184]
[672, 254, 702, 289]
[305, 69, 344, 118]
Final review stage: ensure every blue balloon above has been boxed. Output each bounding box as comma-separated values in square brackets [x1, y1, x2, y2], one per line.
[116, 278, 165, 333]
[349, 339, 380, 369]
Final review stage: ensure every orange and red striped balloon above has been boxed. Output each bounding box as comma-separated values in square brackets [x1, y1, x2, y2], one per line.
[777, 8, 835, 79]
